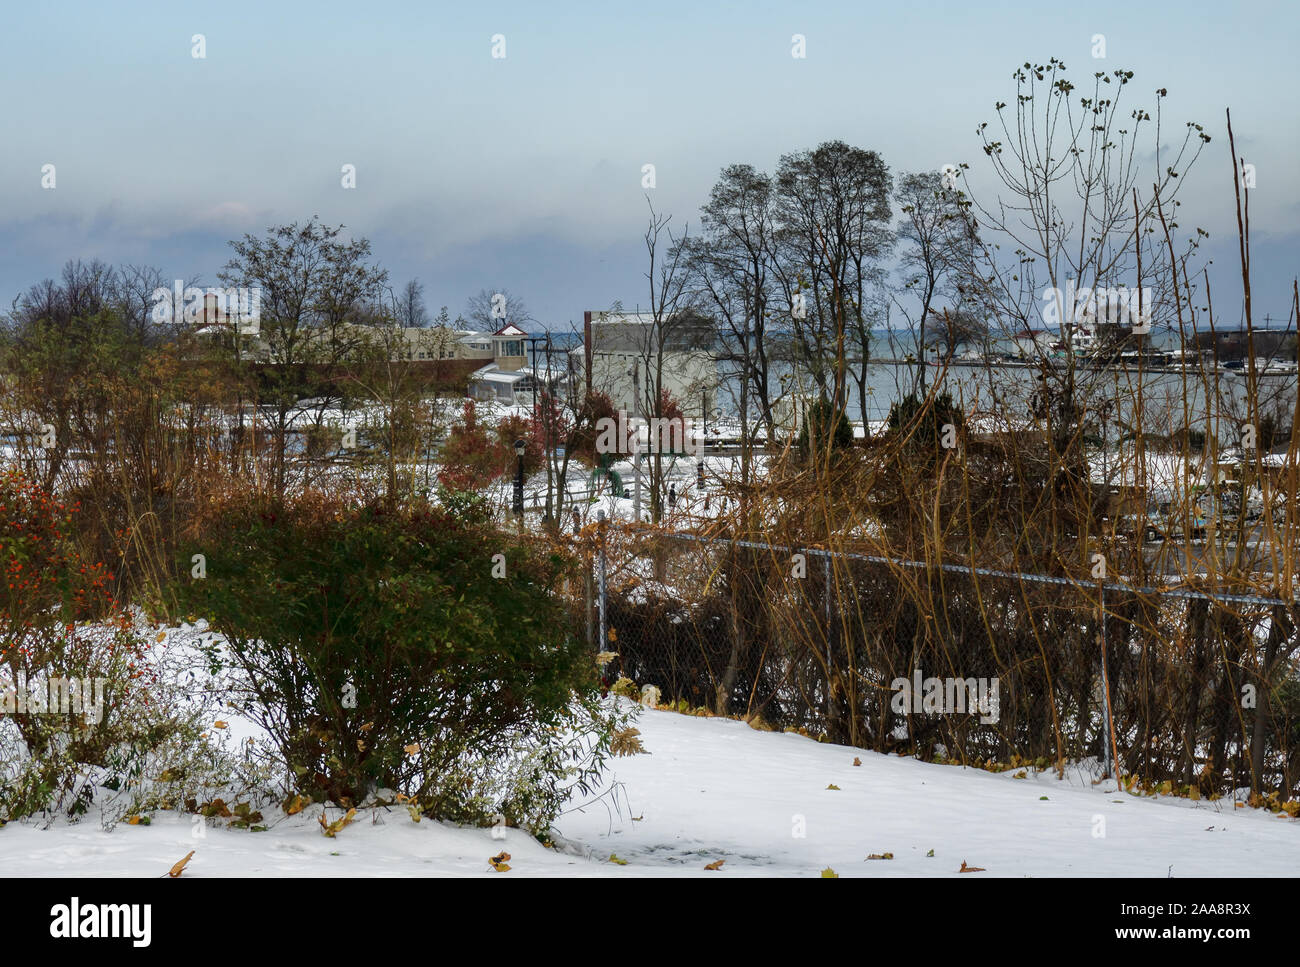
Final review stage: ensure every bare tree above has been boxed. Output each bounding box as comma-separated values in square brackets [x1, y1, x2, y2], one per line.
[894, 171, 971, 394]
[772, 141, 893, 420]
[464, 288, 532, 331]
[219, 217, 389, 501]
[687, 164, 781, 482]
[395, 278, 429, 329]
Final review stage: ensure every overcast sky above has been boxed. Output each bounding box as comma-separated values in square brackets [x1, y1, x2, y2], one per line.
[1, 0, 1296, 330]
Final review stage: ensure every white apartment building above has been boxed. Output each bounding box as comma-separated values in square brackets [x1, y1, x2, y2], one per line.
[574, 309, 717, 414]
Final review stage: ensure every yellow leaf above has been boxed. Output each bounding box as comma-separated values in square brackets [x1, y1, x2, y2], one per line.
[704, 859, 725, 870]
[321, 807, 357, 837]
[821, 867, 838, 878]
[284, 794, 311, 816]
[213, 720, 228, 729]
[407, 805, 422, 823]
[359, 722, 374, 733]
[865, 852, 894, 860]
[608, 853, 628, 865]
[167, 850, 195, 878]
[595, 651, 618, 665]
[826, 783, 840, 790]
[356, 739, 366, 752]
[490, 851, 512, 872]
[155, 631, 167, 643]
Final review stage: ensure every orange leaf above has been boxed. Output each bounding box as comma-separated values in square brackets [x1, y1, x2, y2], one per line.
[490, 851, 512, 872]
[168, 851, 195, 878]
[853, 757, 862, 766]
[704, 859, 725, 870]
[959, 860, 986, 873]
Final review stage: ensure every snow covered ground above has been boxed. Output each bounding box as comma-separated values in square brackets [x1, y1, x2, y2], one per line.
[2, 702, 1295, 877]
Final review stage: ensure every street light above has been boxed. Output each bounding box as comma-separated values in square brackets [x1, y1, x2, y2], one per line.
[513, 439, 526, 520]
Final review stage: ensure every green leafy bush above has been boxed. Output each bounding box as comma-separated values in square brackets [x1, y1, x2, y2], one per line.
[177, 495, 610, 828]
[797, 398, 854, 454]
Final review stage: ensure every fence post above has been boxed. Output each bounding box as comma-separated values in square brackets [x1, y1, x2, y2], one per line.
[1099, 582, 1116, 780]
[579, 509, 593, 648]
[597, 509, 608, 655]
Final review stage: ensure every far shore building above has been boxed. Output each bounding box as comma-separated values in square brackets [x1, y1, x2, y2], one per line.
[574, 308, 717, 415]
[468, 323, 568, 406]
[181, 296, 495, 393]
[1013, 329, 1055, 357]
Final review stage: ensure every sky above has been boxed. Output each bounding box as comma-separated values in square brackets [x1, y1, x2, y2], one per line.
[1, 0, 1296, 331]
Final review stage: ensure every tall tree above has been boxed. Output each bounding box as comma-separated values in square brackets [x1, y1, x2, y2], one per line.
[219, 217, 389, 501]
[894, 170, 970, 394]
[688, 164, 780, 478]
[772, 141, 893, 424]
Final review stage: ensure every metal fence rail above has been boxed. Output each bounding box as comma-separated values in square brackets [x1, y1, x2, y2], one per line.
[574, 521, 1300, 801]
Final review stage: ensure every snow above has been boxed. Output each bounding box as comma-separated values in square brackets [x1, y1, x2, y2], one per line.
[3, 700, 1294, 877]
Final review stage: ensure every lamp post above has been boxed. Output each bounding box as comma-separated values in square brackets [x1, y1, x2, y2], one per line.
[513, 438, 525, 521]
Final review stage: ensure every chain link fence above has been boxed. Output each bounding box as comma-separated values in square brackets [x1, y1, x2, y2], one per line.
[563, 520, 1300, 802]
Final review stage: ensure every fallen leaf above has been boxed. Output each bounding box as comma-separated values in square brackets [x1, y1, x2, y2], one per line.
[959, 860, 986, 873]
[608, 853, 628, 865]
[704, 859, 725, 870]
[155, 631, 167, 643]
[490, 851, 512, 872]
[821, 867, 839, 878]
[284, 794, 311, 816]
[852, 757, 862, 766]
[407, 805, 422, 823]
[926, 849, 935, 857]
[127, 815, 142, 825]
[167, 851, 195, 878]
[865, 852, 894, 860]
[320, 807, 357, 837]
[201, 798, 233, 818]
[826, 783, 840, 790]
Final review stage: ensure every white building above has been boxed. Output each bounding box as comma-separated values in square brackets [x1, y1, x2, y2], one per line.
[575, 309, 717, 414]
[468, 323, 567, 405]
